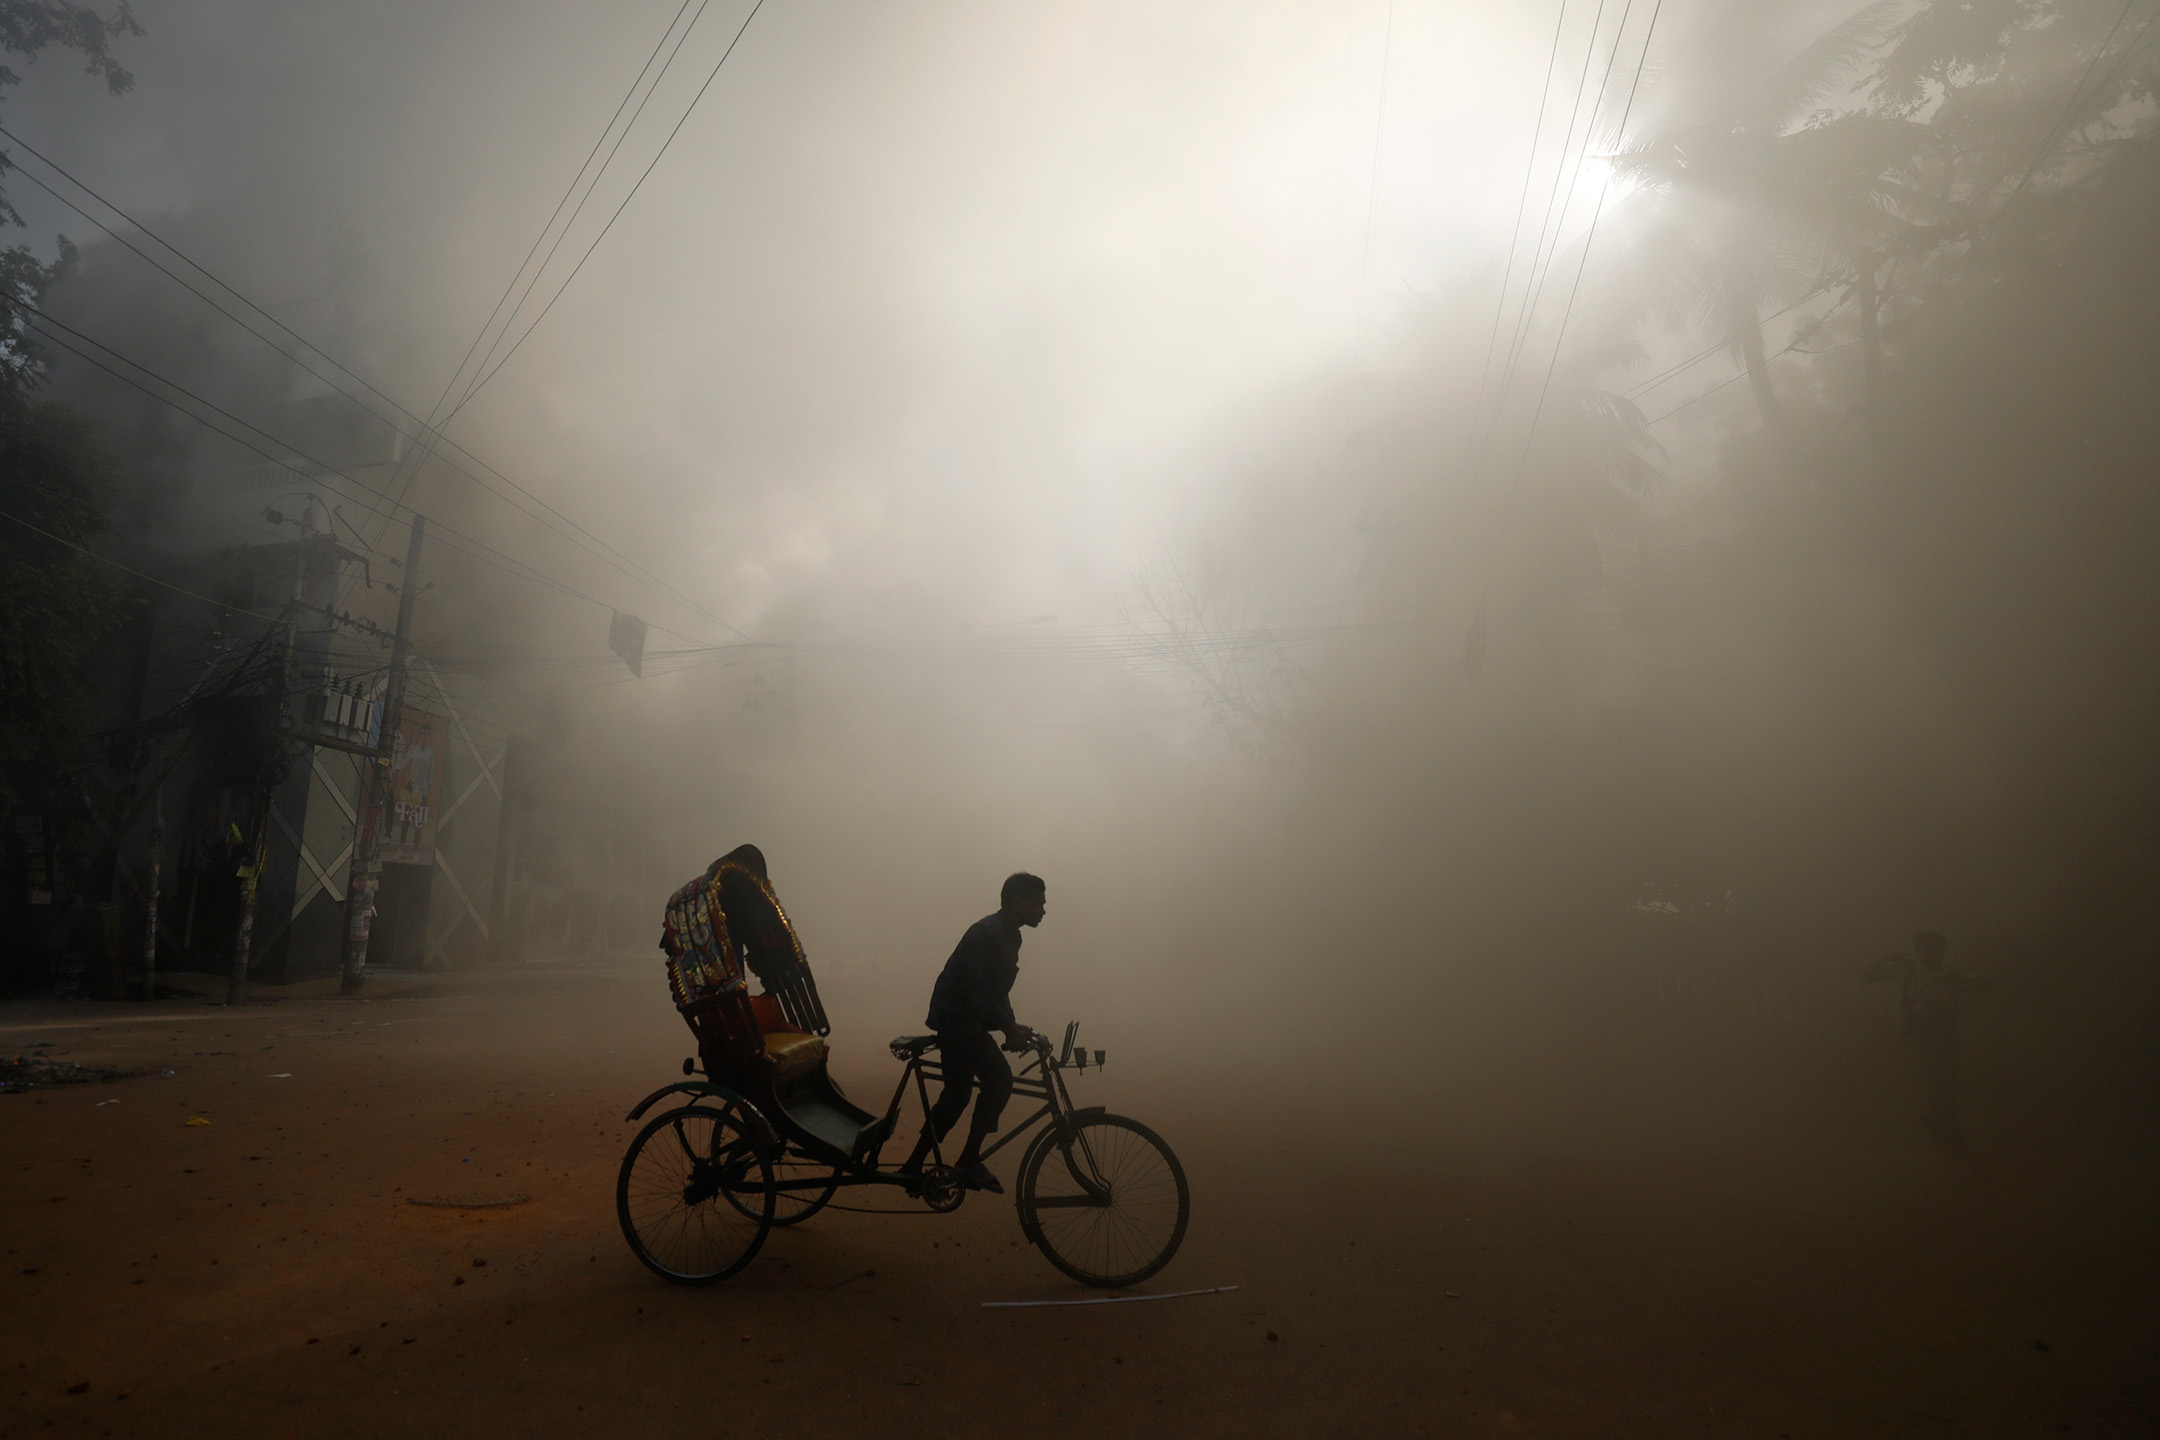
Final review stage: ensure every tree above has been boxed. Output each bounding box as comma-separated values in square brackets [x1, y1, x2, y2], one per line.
[0, 1, 141, 801]
[0, 401, 123, 804]
[0, 2, 142, 396]
[1607, 3, 1919, 440]
[1861, 0, 2160, 331]
[1124, 549, 1308, 758]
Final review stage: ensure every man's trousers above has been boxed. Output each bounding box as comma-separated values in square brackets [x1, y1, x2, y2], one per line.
[924, 1027, 1014, 1141]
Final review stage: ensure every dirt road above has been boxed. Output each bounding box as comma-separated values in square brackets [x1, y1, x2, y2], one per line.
[4, 962, 2153, 1438]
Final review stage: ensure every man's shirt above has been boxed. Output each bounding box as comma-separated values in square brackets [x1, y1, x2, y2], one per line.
[926, 911, 1021, 1032]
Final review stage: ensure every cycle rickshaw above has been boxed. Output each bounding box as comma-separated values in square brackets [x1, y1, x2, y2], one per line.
[617, 845, 1189, 1287]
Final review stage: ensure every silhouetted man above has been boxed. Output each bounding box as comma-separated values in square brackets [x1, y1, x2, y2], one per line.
[901, 873, 1044, 1193]
[1865, 929, 1990, 1148]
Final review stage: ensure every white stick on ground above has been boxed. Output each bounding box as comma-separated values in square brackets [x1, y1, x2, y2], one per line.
[982, 1285, 1239, 1308]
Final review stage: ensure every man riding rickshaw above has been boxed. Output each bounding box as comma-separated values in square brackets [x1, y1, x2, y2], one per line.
[618, 844, 1188, 1289]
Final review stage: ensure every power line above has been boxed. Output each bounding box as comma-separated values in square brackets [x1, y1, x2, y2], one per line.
[348, 0, 761, 641]
[0, 501, 255, 618]
[1997, 0, 2144, 212]
[21, 295, 1418, 684]
[0, 139, 409, 425]
[445, 0, 768, 414]
[1472, 0, 1572, 434]
[11, 297, 671, 631]
[1505, 0, 1663, 477]
[1916, 1, 2159, 332]
[1619, 283, 1838, 399]
[1616, 7, 2155, 410]
[3, 203, 627, 675]
[1484, 0, 1621, 454]
[1634, 336, 1856, 429]
[445, 0, 704, 405]
[1469, 0, 1662, 630]
[4, 152, 706, 620]
[447, 0, 718, 422]
[344, 0, 708, 544]
[0, 123, 753, 643]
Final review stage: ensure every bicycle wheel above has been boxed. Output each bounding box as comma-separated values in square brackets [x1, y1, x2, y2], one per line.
[729, 1148, 841, 1227]
[1017, 1114, 1188, 1288]
[618, 1105, 773, 1284]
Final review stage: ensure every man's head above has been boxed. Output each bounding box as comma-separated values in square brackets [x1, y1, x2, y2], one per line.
[1914, 929, 1947, 966]
[1000, 872, 1047, 928]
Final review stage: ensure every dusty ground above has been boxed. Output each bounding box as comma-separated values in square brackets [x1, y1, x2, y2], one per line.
[3, 960, 2155, 1439]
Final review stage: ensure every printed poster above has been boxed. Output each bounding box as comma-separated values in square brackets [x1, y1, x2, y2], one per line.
[364, 709, 445, 866]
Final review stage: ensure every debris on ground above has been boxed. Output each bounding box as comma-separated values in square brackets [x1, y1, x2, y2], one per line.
[1, 1056, 149, 1093]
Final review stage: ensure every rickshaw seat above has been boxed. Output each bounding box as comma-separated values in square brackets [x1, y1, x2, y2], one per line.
[889, 1035, 936, 1060]
[764, 1030, 827, 1080]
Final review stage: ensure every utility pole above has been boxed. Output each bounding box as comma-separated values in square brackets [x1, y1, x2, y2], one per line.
[227, 800, 270, 1005]
[141, 782, 161, 1001]
[230, 503, 320, 1006]
[1857, 249, 1883, 450]
[340, 514, 425, 996]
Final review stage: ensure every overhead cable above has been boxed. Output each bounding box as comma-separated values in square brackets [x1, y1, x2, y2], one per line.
[443, 0, 718, 422]
[444, 0, 769, 414]
[1505, 0, 1664, 475]
[0, 122, 752, 643]
[11, 298, 658, 628]
[346, 0, 711, 545]
[1472, 0, 1572, 434]
[1483, 0, 1622, 456]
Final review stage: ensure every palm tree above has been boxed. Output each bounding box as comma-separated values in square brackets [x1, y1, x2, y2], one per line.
[1605, 2, 1921, 440]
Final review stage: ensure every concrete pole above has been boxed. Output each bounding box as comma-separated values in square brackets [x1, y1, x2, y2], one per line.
[341, 514, 426, 996]
[226, 801, 268, 1006]
[228, 505, 319, 1006]
[141, 783, 162, 1001]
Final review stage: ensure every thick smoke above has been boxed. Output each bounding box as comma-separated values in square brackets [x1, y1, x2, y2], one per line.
[19, 0, 2159, 1148]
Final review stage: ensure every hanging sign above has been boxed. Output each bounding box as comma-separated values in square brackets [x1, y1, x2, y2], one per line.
[609, 611, 647, 678]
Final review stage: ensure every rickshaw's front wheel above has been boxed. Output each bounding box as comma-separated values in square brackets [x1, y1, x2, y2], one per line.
[618, 1105, 773, 1284]
[1017, 1114, 1189, 1288]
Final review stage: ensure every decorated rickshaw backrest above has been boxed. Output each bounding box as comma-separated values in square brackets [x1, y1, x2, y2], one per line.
[660, 868, 743, 1007]
[716, 867, 829, 1036]
[659, 845, 829, 1037]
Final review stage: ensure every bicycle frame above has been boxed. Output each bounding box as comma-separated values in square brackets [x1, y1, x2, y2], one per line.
[777, 1034, 1098, 1194]
[630, 1030, 1109, 1200]
[888, 1035, 1078, 1170]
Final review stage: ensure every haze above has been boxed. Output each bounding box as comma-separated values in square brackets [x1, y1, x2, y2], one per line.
[5, 0, 2156, 1434]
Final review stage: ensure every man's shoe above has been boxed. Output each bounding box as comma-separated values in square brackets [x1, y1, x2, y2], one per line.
[958, 1163, 1003, 1195]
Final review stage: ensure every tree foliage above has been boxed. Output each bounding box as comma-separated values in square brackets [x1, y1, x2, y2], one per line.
[0, 0, 139, 803]
[1251, 1, 2160, 978]
[0, 400, 124, 803]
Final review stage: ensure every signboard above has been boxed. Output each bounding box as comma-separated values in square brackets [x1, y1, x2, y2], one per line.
[362, 709, 445, 866]
[609, 611, 647, 678]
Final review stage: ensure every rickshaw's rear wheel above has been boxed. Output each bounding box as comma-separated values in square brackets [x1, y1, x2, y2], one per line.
[618, 1105, 773, 1284]
[729, 1150, 841, 1227]
[1017, 1114, 1189, 1288]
